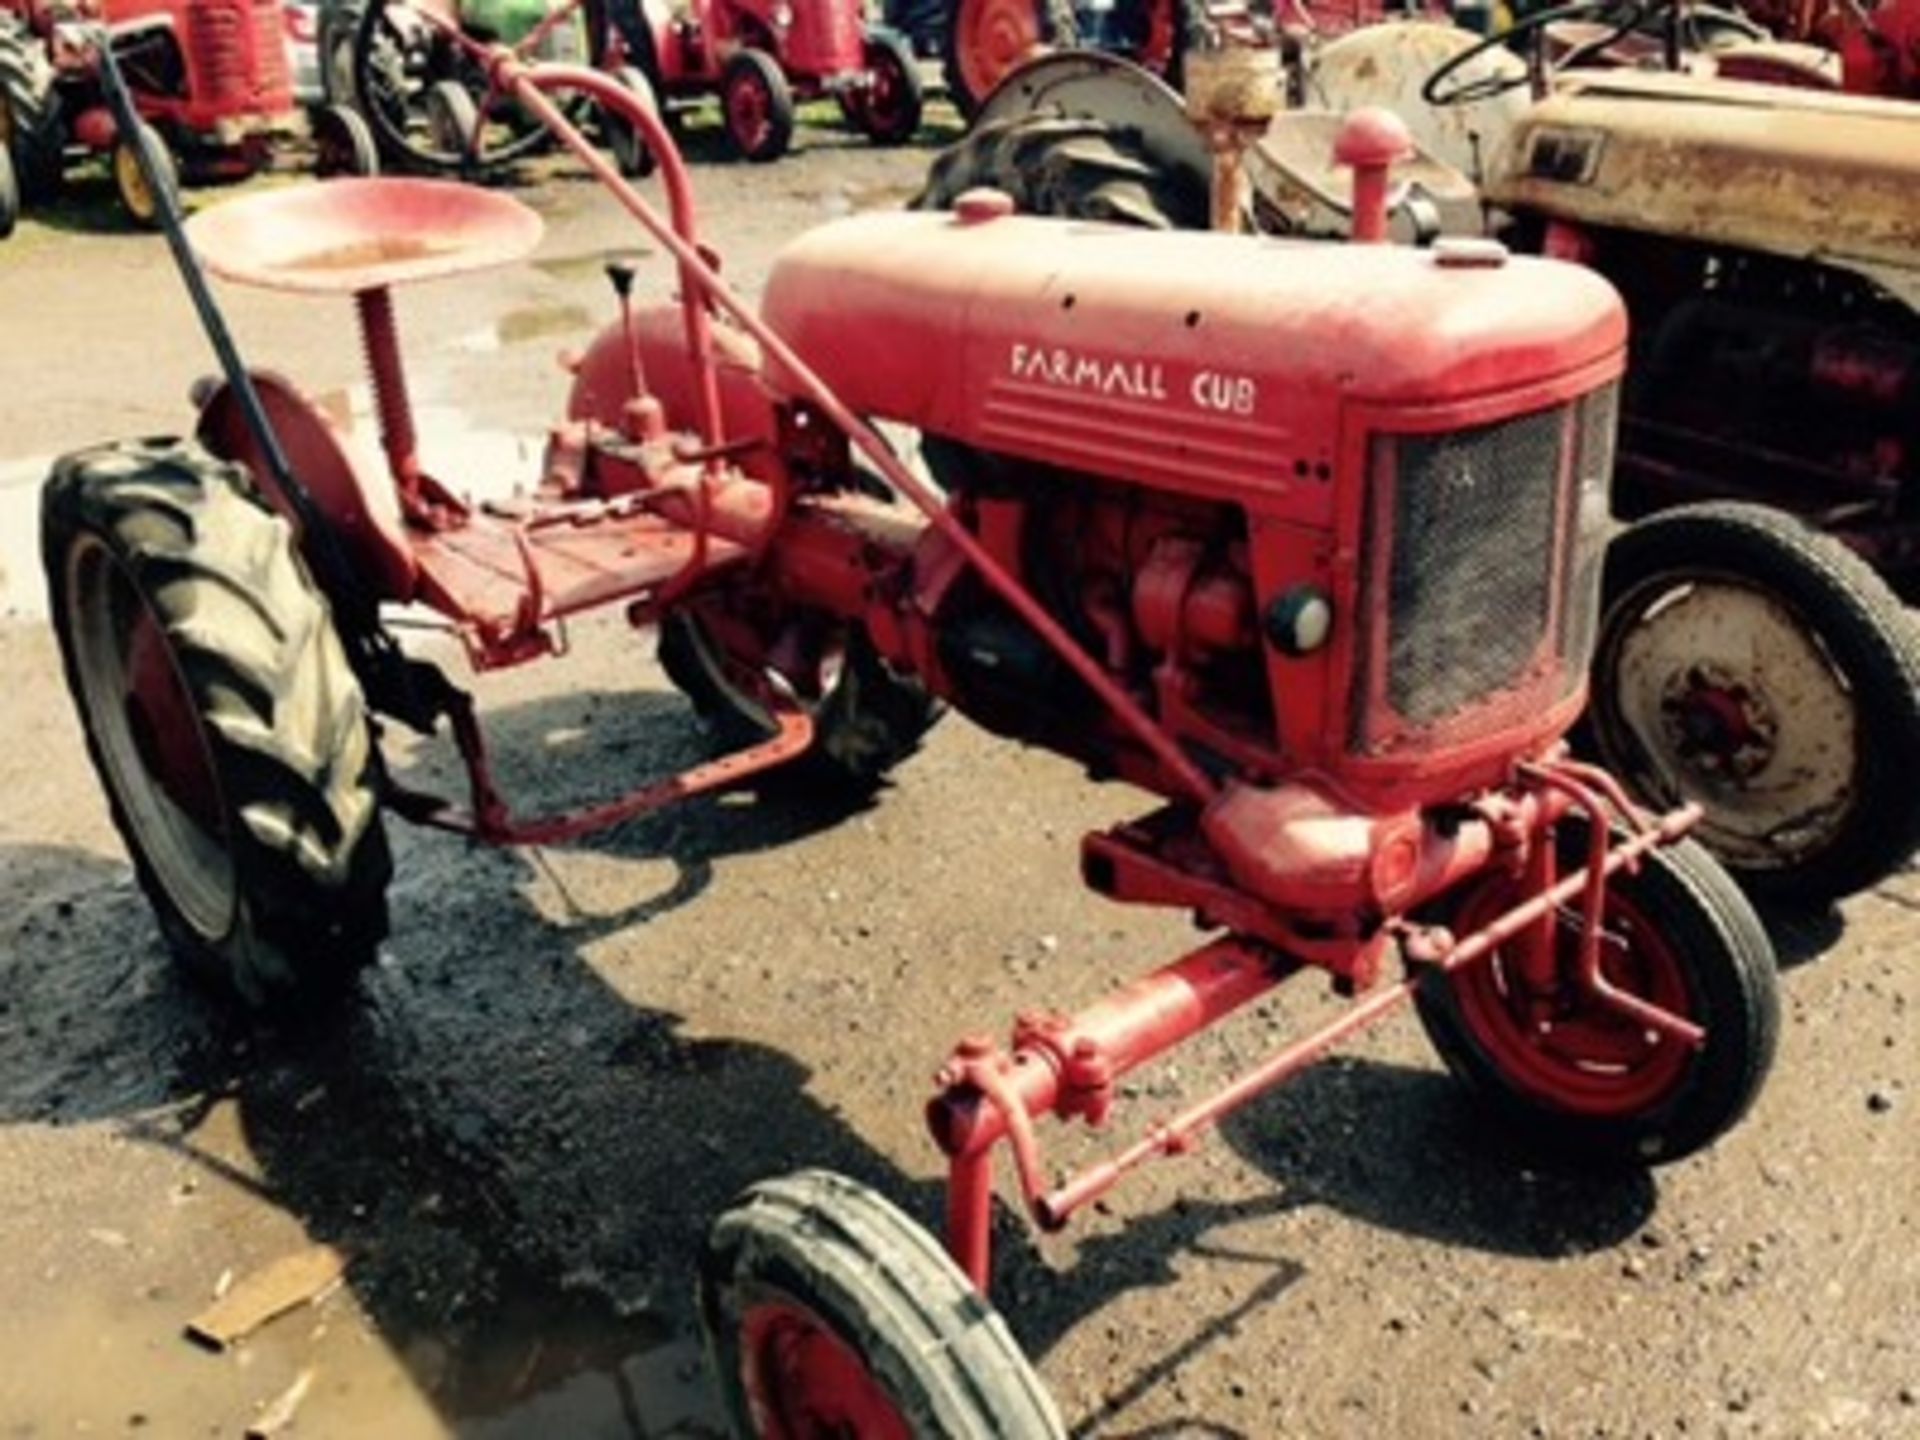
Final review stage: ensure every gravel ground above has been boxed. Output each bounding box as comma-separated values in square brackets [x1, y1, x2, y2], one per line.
[0, 110, 1915, 1440]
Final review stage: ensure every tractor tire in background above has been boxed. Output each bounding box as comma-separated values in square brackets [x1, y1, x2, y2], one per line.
[914, 110, 1206, 229]
[600, 63, 659, 178]
[699, 1170, 1067, 1439]
[840, 27, 924, 145]
[0, 140, 17, 237]
[1581, 502, 1920, 907]
[313, 102, 380, 176]
[111, 123, 178, 230]
[0, 12, 64, 203]
[659, 600, 938, 797]
[42, 438, 391, 1011]
[425, 77, 482, 163]
[1416, 819, 1779, 1167]
[719, 49, 794, 162]
[942, 0, 1077, 119]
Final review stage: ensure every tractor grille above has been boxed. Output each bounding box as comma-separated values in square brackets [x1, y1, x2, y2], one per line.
[1350, 385, 1617, 756]
[189, 0, 289, 106]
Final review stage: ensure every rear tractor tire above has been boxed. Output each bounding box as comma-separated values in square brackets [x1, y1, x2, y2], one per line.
[42, 438, 391, 1010]
[1416, 819, 1779, 1167]
[699, 1169, 1066, 1439]
[0, 12, 63, 204]
[0, 140, 17, 238]
[913, 110, 1205, 230]
[1582, 502, 1920, 906]
[941, 0, 1077, 119]
[659, 597, 938, 797]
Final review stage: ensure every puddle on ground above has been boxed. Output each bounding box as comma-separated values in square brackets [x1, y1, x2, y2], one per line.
[533, 249, 655, 283]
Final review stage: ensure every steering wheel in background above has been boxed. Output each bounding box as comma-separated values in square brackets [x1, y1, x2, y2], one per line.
[1421, 0, 1772, 106]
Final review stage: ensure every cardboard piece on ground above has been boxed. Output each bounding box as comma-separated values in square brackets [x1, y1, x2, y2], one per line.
[186, 1245, 349, 1351]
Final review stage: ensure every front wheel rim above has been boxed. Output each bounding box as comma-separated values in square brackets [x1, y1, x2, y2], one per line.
[1448, 878, 1695, 1117]
[741, 1303, 913, 1440]
[114, 140, 157, 222]
[726, 72, 772, 153]
[66, 536, 237, 939]
[1596, 574, 1858, 870]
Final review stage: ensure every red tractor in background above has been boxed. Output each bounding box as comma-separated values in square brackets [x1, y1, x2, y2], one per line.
[341, 0, 920, 169]
[41, 34, 1780, 1433]
[0, 0, 295, 227]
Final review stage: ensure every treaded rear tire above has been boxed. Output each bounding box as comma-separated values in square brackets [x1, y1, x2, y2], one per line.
[42, 438, 390, 1010]
[0, 13, 63, 204]
[699, 1169, 1065, 1439]
[1582, 501, 1920, 905]
[659, 609, 937, 796]
[913, 111, 1205, 229]
[1416, 820, 1779, 1167]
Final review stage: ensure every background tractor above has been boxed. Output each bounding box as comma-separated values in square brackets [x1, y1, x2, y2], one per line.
[42, 42, 1777, 1434]
[919, 16, 1920, 908]
[0, 0, 299, 227]
[334, 0, 919, 169]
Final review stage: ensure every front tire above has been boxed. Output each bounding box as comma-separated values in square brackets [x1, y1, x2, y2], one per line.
[601, 63, 659, 178]
[1583, 502, 1920, 905]
[42, 438, 391, 1010]
[699, 1170, 1065, 1439]
[112, 123, 177, 231]
[1416, 820, 1778, 1166]
[720, 49, 794, 163]
[842, 28, 924, 145]
[313, 102, 380, 177]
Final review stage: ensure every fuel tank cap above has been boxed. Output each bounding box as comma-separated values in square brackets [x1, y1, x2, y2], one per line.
[954, 188, 1017, 224]
[1431, 236, 1510, 269]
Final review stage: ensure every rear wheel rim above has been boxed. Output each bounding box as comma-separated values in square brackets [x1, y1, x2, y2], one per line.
[1597, 574, 1857, 870]
[956, 0, 1043, 106]
[1448, 875, 1694, 1116]
[741, 1303, 914, 1440]
[66, 535, 236, 939]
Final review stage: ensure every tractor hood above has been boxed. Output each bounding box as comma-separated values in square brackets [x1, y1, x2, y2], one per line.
[762, 210, 1622, 502]
[1488, 72, 1920, 296]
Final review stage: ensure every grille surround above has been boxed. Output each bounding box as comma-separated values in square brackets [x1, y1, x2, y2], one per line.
[1350, 386, 1617, 757]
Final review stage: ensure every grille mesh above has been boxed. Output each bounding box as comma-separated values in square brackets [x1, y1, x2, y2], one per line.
[1352, 389, 1620, 756]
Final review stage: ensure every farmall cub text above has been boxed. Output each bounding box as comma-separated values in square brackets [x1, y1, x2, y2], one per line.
[41, 41, 1778, 1435]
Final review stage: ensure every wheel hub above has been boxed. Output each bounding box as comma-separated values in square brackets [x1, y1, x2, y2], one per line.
[1661, 663, 1779, 783]
[742, 1304, 912, 1440]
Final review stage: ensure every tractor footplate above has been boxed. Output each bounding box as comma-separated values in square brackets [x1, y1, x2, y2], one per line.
[411, 506, 750, 655]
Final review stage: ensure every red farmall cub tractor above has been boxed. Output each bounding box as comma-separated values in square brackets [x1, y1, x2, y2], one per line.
[347, 0, 919, 171]
[0, 0, 292, 228]
[42, 41, 1779, 1433]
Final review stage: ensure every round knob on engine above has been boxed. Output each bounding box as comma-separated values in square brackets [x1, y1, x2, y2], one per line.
[1265, 586, 1334, 658]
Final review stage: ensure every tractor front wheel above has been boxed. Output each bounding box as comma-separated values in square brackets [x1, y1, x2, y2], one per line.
[112, 123, 177, 231]
[699, 1170, 1065, 1439]
[841, 28, 924, 145]
[941, 0, 1076, 118]
[1416, 820, 1778, 1167]
[720, 49, 794, 163]
[42, 438, 391, 1010]
[1583, 502, 1920, 906]
[601, 64, 659, 179]
[313, 102, 380, 177]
